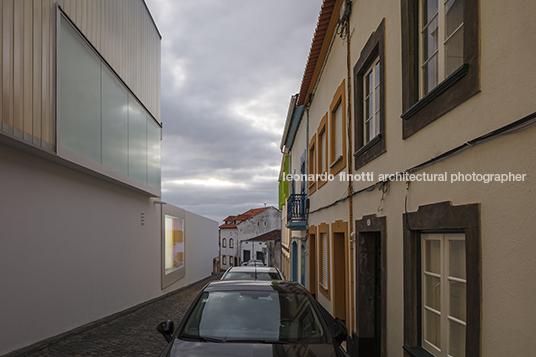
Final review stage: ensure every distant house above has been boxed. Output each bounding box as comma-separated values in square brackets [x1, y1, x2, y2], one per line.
[219, 207, 281, 270]
[0, 1, 217, 355]
[242, 229, 281, 268]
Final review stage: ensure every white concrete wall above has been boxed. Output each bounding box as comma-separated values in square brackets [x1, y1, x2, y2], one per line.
[0, 145, 217, 355]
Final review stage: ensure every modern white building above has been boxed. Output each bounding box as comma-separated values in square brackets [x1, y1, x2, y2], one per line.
[0, 1, 217, 355]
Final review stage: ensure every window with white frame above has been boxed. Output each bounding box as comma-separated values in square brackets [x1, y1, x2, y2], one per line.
[363, 57, 381, 144]
[420, 0, 464, 96]
[319, 129, 327, 174]
[222, 238, 226, 248]
[222, 255, 227, 265]
[229, 238, 234, 248]
[421, 233, 466, 357]
[332, 104, 343, 161]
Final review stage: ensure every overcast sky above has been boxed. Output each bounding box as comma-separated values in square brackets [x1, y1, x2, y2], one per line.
[144, 0, 321, 223]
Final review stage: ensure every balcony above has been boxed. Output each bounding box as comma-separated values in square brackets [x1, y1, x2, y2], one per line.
[286, 194, 307, 230]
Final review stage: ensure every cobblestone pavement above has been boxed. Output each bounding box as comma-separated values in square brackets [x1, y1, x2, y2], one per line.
[17, 274, 221, 357]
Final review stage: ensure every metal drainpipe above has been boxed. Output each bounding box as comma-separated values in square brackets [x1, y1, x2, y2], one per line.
[345, 10, 355, 332]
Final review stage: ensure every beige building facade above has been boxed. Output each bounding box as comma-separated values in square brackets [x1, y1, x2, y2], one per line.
[280, 0, 536, 356]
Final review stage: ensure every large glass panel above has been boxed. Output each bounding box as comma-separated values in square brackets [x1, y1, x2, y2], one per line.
[425, 239, 441, 274]
[128, 95, 148, 184]
[449, 320, 466, 357]
[165, 215, 184, 274]
[60, 18, 101, 162]
[147, 116, 161, 190]
[102, 65, 128, 175]
[425, 274, 441, 311]
[449, 240, 466, 279]
[449, 281, 466, 321]
[425, 309, 441, 349]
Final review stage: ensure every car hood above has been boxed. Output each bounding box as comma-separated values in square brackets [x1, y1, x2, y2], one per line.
[167, 339, 338, 357]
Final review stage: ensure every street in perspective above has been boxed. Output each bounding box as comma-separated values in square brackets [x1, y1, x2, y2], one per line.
[1, 0, 535, 357]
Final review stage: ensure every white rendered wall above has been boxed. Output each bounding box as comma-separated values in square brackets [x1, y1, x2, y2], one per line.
[0, 144, 217, 355]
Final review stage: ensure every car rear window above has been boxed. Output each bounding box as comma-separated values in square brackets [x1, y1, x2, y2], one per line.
[181, 290, 326, 344]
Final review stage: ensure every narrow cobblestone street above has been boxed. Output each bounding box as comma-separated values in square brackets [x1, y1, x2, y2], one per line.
[13, 275, 221, 357]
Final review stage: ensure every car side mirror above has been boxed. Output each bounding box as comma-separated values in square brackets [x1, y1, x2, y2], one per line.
[333, 317, 348, 345]
[156, 320, 175, 342]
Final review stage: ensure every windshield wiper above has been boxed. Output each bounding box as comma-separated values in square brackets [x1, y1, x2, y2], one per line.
[180, 334, 226, 343]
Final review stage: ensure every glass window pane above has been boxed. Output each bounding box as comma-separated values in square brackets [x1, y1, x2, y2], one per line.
[423, 54, 438, 94]
[102, 66, 128, 175]
[333, 104, 343, 159]
[365, 119, 371, 143]
[445, 27, 464, 77]
[449, 240, 466, 279]
[147, 117, 161, 190]
[60, 18, 101, 163]
[423, 0, 439, 24]
[128, 96, 148, 184]
[375, 61, 380, 87]
[365, 72, 372, 96]
[425, 239, 441, 274]
[449, 281, 466, 321]
[422, 17, 438, 62]
[425, 274, 441, 311]
[449, 320, 466, 357]
[425, 309, 441, 349]
[446, 0, 464, 37]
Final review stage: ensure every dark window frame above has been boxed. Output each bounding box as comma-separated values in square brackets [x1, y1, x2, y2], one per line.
[400, 0, 480, 139]
[354, 19, 386, 169]
[402, 201, 481, 357]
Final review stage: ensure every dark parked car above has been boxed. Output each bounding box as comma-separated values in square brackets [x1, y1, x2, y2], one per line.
[156, 280, 349, 357]
[221, 266, 283, 281]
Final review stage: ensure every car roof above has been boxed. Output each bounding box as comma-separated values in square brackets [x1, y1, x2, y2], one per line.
[204, 280, 305, 292]
[225, 266, 279, 273]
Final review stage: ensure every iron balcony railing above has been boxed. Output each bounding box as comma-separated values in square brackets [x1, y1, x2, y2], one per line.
[287, 193, 307, 223]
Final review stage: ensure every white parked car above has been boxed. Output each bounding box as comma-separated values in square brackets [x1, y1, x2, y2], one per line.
[221, 266, 283, 281]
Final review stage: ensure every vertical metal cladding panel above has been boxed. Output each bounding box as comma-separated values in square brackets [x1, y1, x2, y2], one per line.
[0, 0, 56, 149]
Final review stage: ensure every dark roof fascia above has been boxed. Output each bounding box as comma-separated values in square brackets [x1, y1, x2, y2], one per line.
[284, 105, 305, 151]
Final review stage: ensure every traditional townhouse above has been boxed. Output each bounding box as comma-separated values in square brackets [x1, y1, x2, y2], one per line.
[0, 1, 218, 355]
[219, 206, 281, 270]
[281, 0, 536, 356]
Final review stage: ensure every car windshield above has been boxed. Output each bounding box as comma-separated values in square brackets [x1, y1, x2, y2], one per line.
[181, 290, 326, 344]
[222, 271, 282, 280]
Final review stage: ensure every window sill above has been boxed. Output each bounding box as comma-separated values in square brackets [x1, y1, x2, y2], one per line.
[401, 63, 470, 120]
[318, 284, 330, 299]
[402, 346, 434, 357]
[330, 155, 343, 169]
[354, 134, 382, 158]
